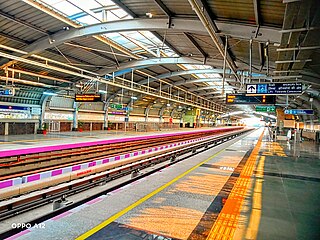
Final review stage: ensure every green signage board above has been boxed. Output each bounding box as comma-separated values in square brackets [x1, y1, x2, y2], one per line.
[255, 105, 276, 112]
[110, 104, 123, 109]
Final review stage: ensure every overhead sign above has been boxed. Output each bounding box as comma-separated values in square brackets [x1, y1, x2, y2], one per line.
[110, 103, 123, 109]
[0, 105, 29, 111]
[284, 109, 314, 115]
[75, 94, 101, 102]
[31, 107, 41, 115]
[110, 104, 132, 111]
[246, 82, 302, 95]
[256, 106, 276, 112]
[226, 94, 276, 105]
[0, 88, 15, 96]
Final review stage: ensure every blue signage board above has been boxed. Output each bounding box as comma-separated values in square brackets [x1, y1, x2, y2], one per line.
[0, 89, 15, 96]
[0, 105, 29, 111]
[246, 82, 302, 95]
[284, 109, 314, 115]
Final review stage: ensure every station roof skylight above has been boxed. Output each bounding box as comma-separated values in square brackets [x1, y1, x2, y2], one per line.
[40, 0, 228, 85]
[41, 0, 177, 58]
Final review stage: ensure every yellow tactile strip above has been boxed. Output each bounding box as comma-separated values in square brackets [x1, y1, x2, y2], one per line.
[128, 206, 204, 239]
[206, 130, 265, 240]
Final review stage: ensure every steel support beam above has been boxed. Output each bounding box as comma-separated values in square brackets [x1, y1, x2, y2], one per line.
[0, 32, 29, 45]
[161, 78, 237, 89]
[0, 10, 49, 35]
[253, 0, 261, 25]
[188, 0, 239, 82]
[112, 0, 138, 18]
[12, 18, 281, 56]
[151, 31, 182, 56]
[102, 57, 222, 75]
[184, 33, 208, 62]
[137, 69, 265, 85]
[153, 0, 173, 17]
[68, 41, 117, 64]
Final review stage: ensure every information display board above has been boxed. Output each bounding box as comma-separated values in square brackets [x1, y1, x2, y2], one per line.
[0, 105, 29, 111]
[226, 94, 276, 105]
[75, 94, 101, 102]
[284, 109, 314, 115]
[246, 82, 302, 95]
[256, 106, 276, 112]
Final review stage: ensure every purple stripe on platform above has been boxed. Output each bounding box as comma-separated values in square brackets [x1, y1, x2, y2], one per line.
[6, 229, 31, 240]
[51, 169, 62, 177]
[141, 150, 146, 154]
[110, 188, 122, 194]
[0, 180, 13, 189]
[115, 156, 120, 161]
[133, 152, 138, 156]
[102, 159, 109, 164]
[130, 180, 140, 186]
[88, 162, 96, 167]
[125, 154, 130, 158]
[0, 127, 239, 158]
[160, 146, 163, 150]
[72, 165, 81, 171]
[86, 198, 102, 205]
[27, 174, 40, 182]
[148, 149, 152, 152]
[52, 211, 72, 221]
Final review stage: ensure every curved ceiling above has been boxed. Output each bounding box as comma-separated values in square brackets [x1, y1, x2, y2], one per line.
[0, 0, 319, 119]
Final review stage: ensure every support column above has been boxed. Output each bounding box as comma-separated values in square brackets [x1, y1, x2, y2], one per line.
[4, 122, 9, 135]
[72, 101, 78, 131]
[39, 95, 49, 132]
[103, 102, 109, 130]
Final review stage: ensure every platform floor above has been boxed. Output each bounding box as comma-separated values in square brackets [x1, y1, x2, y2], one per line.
[3, 128, 320, 240]
[0, 128, 212, 151]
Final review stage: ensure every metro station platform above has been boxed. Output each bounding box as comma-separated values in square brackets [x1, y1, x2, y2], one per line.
[3, 127, 319, 240]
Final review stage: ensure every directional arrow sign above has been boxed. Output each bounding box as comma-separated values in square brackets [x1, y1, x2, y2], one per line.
[246, 82, 302, 95]
[246, 84, 257, 93]
[256, 105, 276, 112]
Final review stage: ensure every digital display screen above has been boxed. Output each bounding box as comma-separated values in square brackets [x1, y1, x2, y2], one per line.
[75, 94, 101, 102]
[226, 94, 276, 105]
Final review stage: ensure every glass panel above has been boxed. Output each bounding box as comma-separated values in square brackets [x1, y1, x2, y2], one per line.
[42, 0, 81, 16]
[77, 15, 100, 25]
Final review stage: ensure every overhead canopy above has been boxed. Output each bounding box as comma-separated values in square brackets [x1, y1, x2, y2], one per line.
[0, 0, 319, 117]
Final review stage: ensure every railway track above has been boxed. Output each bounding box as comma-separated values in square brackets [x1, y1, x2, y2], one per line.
[0, 128, 252, 231]
[0, 128, 241, 180]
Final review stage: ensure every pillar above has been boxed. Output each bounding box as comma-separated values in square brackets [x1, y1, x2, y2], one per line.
[72, 101, 78, 131]
[4, 122, 9, 135]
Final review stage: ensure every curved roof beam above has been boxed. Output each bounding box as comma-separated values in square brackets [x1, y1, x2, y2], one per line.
[101, 57, 225, 75]
[160, 78, 237, 90]
[136, 69, 265, 85]
[20, 18, 281, 55]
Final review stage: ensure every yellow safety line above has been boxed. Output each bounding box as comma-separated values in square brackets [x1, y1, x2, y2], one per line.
[206, 129, 265, 240]
[245, 155, 265, 240]
[76, 147, 229, 239]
